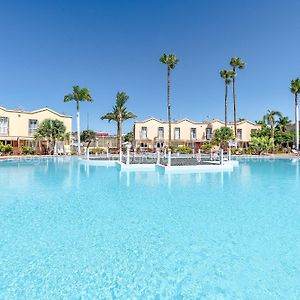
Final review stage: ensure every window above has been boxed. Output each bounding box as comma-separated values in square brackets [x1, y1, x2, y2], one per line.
[174, 127, 180, 140]
[237, 129, 242, 140]
[158, 127, 164, 139]
[206, 127, 212, 140]
[141, 127, 147, 139]
[156, 142, 164, 148]
[0, 117, 8, 134]
[29, 119, 38, 134]
[191, 128, 196, 140]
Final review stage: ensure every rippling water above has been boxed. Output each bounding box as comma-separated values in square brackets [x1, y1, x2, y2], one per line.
[1, 157, 300, 299]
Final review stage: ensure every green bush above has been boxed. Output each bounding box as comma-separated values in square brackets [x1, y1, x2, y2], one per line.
[0, 143, 14, 155]
[89, 147, 105, 154]
[21, 146, 36, 155]
[71, 150, 77, 155]
[177, 145, 193, 154]
[201, 143, 213, 151]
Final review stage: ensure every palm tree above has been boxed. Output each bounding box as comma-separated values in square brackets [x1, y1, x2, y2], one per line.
[101, 92, 136, 154]
[290, 78, 300, 151]
[220, 70, 235, 127]
[212, 126, 234, 149]
[230, 57, 245, 138]
[263, 110, 283, 149]
[34, 119, 66, 154]
[276, 116, 291, 132]
[160, 53, 179, 148]
[64, 85, 93, 155]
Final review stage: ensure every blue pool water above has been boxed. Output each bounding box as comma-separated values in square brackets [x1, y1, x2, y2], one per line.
[1, 157, 300, 299]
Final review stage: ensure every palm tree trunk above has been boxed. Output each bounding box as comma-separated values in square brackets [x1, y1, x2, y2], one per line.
[225, 82, 228, 127]
[232, 68, 237, 138]
[271, 122, 275, 151]
[167, 66, 171, 148]
[76, 101, 81, 155]
[118, 120, 122, 154]
[296, 94, 299, 151]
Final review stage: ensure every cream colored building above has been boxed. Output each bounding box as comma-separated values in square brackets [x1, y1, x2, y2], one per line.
[133, 118, 261, 149]
[0, 106, 72, 153]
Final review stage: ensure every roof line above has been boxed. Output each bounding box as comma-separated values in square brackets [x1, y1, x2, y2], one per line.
[0, 106, 72, 118]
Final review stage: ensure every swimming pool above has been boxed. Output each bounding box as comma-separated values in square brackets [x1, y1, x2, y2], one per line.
[1, 157, 300, 299]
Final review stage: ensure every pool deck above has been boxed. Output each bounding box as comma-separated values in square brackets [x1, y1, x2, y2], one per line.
[79, 158, 239, 173]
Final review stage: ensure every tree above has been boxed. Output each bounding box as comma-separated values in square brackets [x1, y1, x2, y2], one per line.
[212, 127, 234, 149]
[250, 136, 274, 155]
[276, 116, 291, 132]
[290, 78, 300, 151]
[262, 110, 283, 145]
[81, 129, 96, 149]
[34, 119, 66, 154]
[64, 85, 93, 155]
[124, 131, 134, 143]
[101, 92, 136, 153]
[160, 53, 179, 147]
[230, 57, 245, 138]
[220, 70, 235, 126]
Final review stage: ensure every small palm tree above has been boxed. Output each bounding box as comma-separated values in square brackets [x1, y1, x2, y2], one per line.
[212, 126, 234, 149]
[263, 110, 283, 149]
[220, 70, 235, 127]
[101, 92, 136, 153]
[64, 85, 93, 155]
[230, 57, 245, 138]
[290, 78, 300, 151]
[276, 116, 291, 132]
[34, 119, 66, 154]
[81, 129, 96, 149]
[160, 53, 179, 147]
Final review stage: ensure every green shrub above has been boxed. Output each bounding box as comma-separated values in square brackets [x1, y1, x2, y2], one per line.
[201, 143, 213, 151]
[177, 145, 193, 154]
[21, 146, 36, 155]
[89, 147, 105, 154]
[1, 144, 14, 155]
[71, 150, 77, 155]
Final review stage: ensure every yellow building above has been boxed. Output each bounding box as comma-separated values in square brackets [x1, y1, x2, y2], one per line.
[0, 106, 72, 153]
[133, 118, 261, 149]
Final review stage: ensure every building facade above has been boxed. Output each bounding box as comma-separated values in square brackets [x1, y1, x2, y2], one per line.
[133, 118, 261, 150]
[0, 106, 72, 153]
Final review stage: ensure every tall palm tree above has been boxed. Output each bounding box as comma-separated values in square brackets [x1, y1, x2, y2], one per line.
[263, 110, 283, 148]
[160, 53, 179, 148]
[220, 70, 235, 127]
[230, 57, 245, 138]
[290, 78, 300, 150]
[101, 92, 136, 154]
[64, 85, 93, 155]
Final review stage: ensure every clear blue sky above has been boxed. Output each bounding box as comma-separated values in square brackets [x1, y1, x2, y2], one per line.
[0, 0, 299, 133]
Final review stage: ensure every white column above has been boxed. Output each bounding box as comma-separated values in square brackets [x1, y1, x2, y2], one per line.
[228, 147, 231, 161]
[210, 149, 213, 161]
[164, 148, 167, 158]
[156, 150, 160, 164]
[87, 148, 90, 160]
[126, 145, 130, 165]
[198, 149, 201, 161]
[220, 149, 224, 165]
[167, 149, 171, 167]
